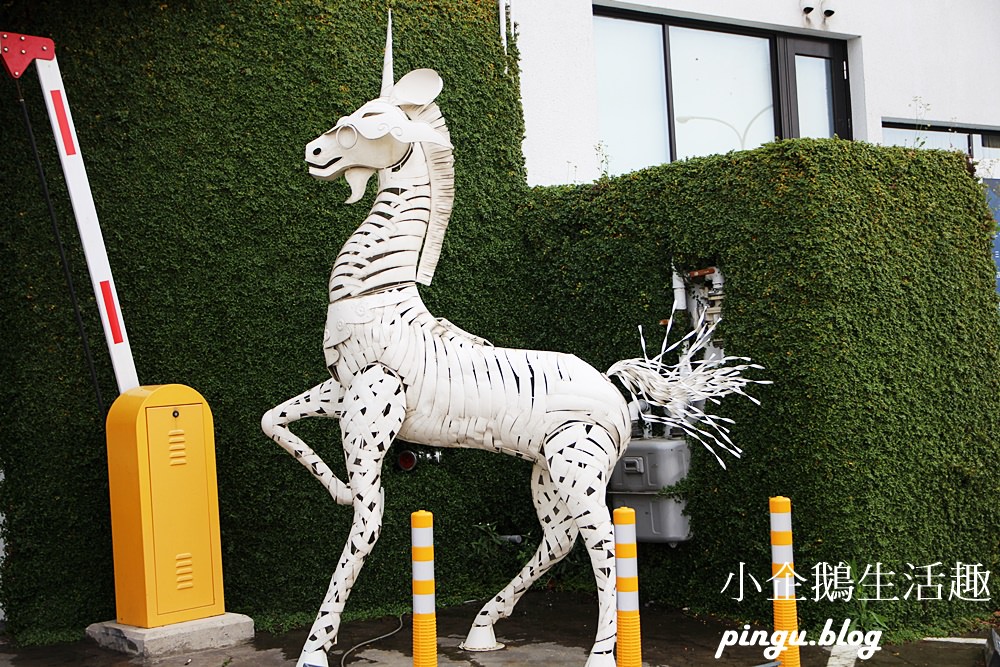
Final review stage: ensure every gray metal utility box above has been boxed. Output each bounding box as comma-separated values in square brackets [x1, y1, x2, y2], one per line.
[609, 437, 691, 545]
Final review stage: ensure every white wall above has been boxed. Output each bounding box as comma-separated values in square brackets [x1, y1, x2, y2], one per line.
[510, 0, 603, 185]
[511, 0, 1000, 185]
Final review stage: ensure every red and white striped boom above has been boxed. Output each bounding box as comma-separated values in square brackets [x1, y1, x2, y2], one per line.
[3, 32, 139, 393]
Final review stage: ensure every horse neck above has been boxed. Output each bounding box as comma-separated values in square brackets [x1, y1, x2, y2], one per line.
[328, 144, 434, 302]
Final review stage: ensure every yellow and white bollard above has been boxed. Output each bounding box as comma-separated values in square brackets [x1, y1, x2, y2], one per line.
[411, 510, 437, 667]
[769, 496, 801, 667]
[614, 506, 642, 667]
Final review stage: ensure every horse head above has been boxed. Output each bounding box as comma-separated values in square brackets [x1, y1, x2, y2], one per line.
[304, 70, 451, 203]
[305, 13, 451, 204]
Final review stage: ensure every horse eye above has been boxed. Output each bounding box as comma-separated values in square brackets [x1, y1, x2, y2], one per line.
[336, 125, 359, 149]
[312, 147, 322, 156]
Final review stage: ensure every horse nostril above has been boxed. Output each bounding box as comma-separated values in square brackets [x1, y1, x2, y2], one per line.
[312, 147, 322, 156]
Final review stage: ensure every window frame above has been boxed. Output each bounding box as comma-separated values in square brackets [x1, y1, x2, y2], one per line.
[778, 37, 851, 140]
[593, 6, 853, 163]
[881, 120, 977, 155]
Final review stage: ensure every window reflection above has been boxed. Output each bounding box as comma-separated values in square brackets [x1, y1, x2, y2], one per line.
[977, 134, 1000, 160]
[594, 16, 670, 176]
[591, 12, 850, 175]
[882, 127, 969, 151]
[882, 127, 1000, 179]
[669, 26, 776, 159]
[795, 55, 834, 138]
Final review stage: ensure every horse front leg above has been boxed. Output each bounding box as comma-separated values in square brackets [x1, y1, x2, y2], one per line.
[297, 364, 407, 667]
[261, 378, 352, 505]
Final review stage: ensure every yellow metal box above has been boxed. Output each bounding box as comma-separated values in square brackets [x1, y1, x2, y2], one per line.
[105, 384, 225, 628]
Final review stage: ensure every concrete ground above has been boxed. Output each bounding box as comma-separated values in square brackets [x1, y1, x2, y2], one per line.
[0, 591, 992, 666]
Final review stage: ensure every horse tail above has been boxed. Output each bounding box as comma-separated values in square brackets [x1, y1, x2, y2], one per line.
[606, 317, 769, 469]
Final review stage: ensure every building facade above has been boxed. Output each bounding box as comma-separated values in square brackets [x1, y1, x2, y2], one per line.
[510, 0, 1000, 185]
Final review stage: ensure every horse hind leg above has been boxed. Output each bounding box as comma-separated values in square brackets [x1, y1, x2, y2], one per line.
[462, 460, 579, 651]
[297, 364, 406, 667]
[261, 377, 352, 505]
[545, 421, 620, 667]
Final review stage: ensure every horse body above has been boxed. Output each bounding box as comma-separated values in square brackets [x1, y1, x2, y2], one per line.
[262, 19, 763, 667]
[359, 292, 631, 460]
[263, 72, 630, 665]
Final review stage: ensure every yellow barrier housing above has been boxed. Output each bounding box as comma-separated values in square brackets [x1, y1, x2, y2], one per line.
[106, 384, 225, 628]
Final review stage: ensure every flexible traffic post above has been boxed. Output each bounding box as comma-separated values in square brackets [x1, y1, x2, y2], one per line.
[614, 506, 642, 667]
[769, 496, 801, 667]
[411, 510, 437, 667]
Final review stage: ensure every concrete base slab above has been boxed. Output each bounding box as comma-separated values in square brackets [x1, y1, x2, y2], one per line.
[86, 612, 254, 658]
[1, 593, 990, 667]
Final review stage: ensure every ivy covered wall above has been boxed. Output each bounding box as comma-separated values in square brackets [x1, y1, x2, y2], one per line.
[521, 140, 1000, 635]
[1, 0, 998, 648]
[0, 0, 534, 644]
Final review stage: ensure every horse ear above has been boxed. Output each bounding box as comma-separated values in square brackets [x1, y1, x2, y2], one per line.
[390, 69, 443, 106]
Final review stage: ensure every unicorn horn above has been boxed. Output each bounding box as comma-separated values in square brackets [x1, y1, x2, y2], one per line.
[380, 9, 394, 97]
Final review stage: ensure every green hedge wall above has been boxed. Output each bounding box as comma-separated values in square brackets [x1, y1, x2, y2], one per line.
[2, 0, 998, 647]
[520, 139, 1000, 636]
[0, 0, 535, 644]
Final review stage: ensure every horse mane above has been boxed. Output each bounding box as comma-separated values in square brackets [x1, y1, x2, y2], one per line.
[403, 101, 454, 286]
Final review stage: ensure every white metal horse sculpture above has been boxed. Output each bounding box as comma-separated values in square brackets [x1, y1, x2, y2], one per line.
[262, 17, 763, 667]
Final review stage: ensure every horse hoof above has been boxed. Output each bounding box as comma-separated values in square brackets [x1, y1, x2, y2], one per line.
[460, 624, 505, 651]
[584, 652, 616, 667]
[296, 648, 329, 667]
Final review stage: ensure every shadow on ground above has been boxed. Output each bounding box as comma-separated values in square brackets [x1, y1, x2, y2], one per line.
[0, 590, 990, 666]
